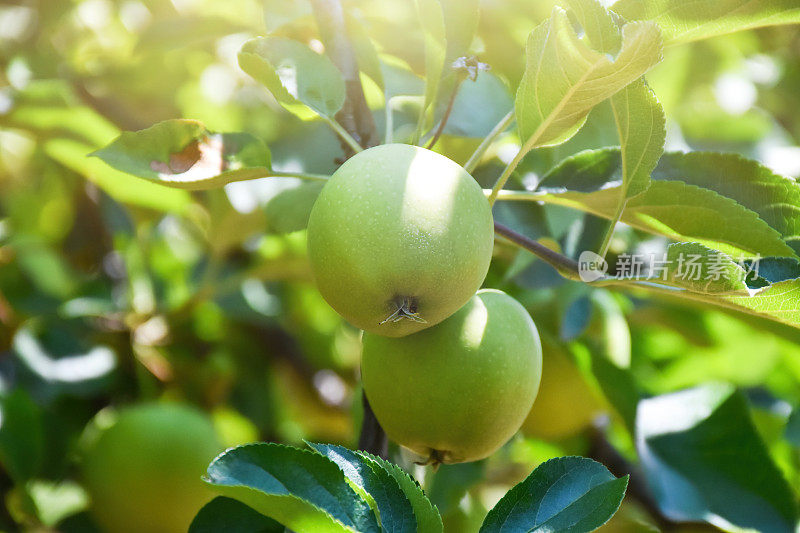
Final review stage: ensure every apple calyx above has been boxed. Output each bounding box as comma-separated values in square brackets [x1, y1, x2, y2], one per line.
[379, 295, 427, 325]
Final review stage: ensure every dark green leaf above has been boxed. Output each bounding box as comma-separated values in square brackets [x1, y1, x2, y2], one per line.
[12, 325, 116, 399]
[638, 384, 798, 531]
[652, 152, 800, 256]
[0, 389, 43, 483]
[530, 149, 795, 258]
[357, 451, 443, 533]
[750, 257, 800, 283]
[189, 497, 284, 533]
[784, 407, 800, 447]
[479, 456, 628, 532]
[589, 350, 639, 433]
[307, 443, 417, 533]
[204, 443, 380, 533]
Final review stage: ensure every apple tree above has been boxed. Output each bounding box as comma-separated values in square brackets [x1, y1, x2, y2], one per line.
[1, 0, 800, 531]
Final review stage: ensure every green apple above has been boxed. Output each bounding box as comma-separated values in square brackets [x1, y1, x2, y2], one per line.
[361, 289, 542, 464]
[520, 340, 604, 440]
[307, 143, 494, 337]
[81, 403, 222, 533]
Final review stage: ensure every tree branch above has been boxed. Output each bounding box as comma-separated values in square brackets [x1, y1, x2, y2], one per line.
[310, 0, 386, 457]
[493, 222, 581, 280]
[71, 80, 150, 131]
[425, 80, 460, 150]
[358, 392, 388, 458]
[310, 0, 379, 157]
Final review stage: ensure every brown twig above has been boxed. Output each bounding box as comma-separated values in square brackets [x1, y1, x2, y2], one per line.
[71, 80, 150, 131]
[493, 222, 580, 279]
[310, 0, 379, 157]
[425, 81, 460, 150]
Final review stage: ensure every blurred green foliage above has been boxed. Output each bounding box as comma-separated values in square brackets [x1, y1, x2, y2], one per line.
[0, 0, 799, 531]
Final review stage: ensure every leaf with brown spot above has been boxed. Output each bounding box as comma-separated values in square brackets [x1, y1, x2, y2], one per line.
[93, 120, 272, 190]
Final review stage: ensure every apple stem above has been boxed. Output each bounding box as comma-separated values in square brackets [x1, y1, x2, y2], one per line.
[463, 110, 514, 173]
[415, 449, 445, 470]
[424, 79, 462, 150]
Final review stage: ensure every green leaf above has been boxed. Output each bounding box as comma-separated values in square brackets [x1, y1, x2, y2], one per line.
[748, 257, 800, 283]
[263, 0, 312, 33]
[2, 97, 120, 148]
[44, 138, 191, 212]
[135, 16, 252, 53]
[638, 384, 798, 531]
[515, 7, 662, 153]
[346, 14, 384, 91]
[588, 290, 631, 367]
[415, 0, 447, 138]
[356, 451, 443, 533]
[561, 294, 592, 341]
[264, 181, 325, 234]
[443, 72, 513, 138]
[382, 60, 425, 100]
[612, 0, 800, 47]
[652, 152, 800, 256]
[441, 0, 479, 63]
[479, 456, 628, 532]
[719, 278, 800, 328]
[190, 497, 284, 533]
[12, 325, 116, 398]
[631, 243, 749, 295]
[528, 149, 795, 258]
[606, 257, 800, 329]
[26, 480, 89, 527]
[0, 389, 43, 483]
[589, 348, 639, 433]
[563, 0, 665, 198]
[238, 37, 345, 118]
[92, 120, 272, 190]
[204, 443, 380, 533]
[610, 79, 665, 198]
[426, 462, 485, 516]
[784, 407, 800, 447]
[307, 443, 417, 533]
[564, 0, 621, 55]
